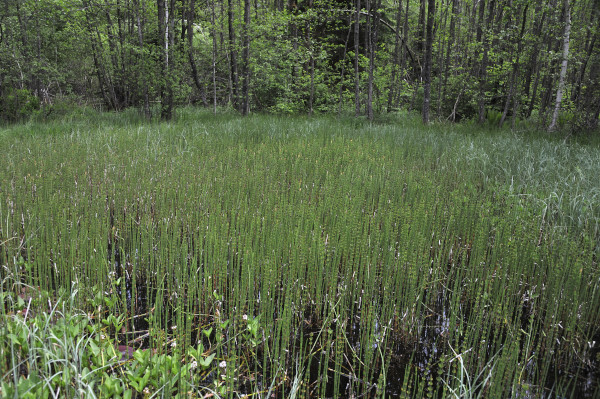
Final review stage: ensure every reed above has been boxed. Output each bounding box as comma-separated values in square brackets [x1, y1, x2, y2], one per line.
[0, 108, 598, 398]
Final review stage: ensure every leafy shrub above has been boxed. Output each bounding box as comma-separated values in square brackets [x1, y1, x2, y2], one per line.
[0, 88, 40, 123]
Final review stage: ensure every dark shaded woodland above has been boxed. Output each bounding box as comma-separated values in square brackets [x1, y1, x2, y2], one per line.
[1, 0, 599, 130]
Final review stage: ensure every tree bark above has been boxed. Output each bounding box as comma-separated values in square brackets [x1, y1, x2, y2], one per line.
[499, 4, 528, 128]
[211, 0, 218, 113]
[387, 0, 402, 111]
[187, 0, 208, 107]
[421, 0, 434, 123]
[82, 0, 118, 110]
[354, 0, 361, 115]
[307, 19, 315, 116]
[572, 30, 596, 107]
[539, 0, 560, 119]
[524, 1, 547, 118]
[241, 0, 250, 115]
[366, 0, 378, 121]
[439, 0, 457, 116]
[549, 0, 572, 132]
[477, 0, 494, 124]
[228, 0, 238, 109]
[158, 0, 174, 120]
[338, 20, 353, 115]
[133, 0, 151, 119]
[103, 0, 125, 107]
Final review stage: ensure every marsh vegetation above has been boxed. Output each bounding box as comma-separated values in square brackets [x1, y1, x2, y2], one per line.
[1, 109, 599, 398]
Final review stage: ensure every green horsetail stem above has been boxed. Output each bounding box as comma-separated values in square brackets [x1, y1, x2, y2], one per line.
[0, 108, 598, 398]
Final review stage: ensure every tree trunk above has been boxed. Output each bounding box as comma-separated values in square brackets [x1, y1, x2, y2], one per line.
[211, 0, 218, 113]
[499, 4, 527, 128]
[366, 0, 379, 120]
[572, 31, 596, 107]
[227, 0, 238, 109]
[134, 0, 151, 119]
[354, 0, 361, 115]
[416, 0, 426, 60]
[103, 0, 124, 107]
[187, 0, 208, 107]
[82, 0, 118, 109]
[158, 0, 174, 120]
[477, 0, 494, 124]
[241, 0, 250, 115]
[539, 0, 560, 120]
[338, 20, 353, 115]
[421, 0, 434, 123]
[440, 0, 457, 116]
[387, 0, 402, 111]
[549, 0, 571, 132]
[14, 0, 31, 91]
[524, 2, 547, 118]
[401, 0, 409, 73]
[168, 0, 175, 117]
[307, 18, 315, 116]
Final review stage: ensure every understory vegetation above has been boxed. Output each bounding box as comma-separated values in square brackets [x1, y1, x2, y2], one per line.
[1, 0, 599, 130]
[0, 109, 599, 398]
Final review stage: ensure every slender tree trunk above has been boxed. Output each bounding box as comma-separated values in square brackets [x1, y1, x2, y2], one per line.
[338, 20, 353, 115]
[435, 0, 447, 115]
[500, 4, 527, 128]
[387, 0, 402, 111]
[103, 0, 124, 107]
[289, 0, 299, 90]
[187, 0, 208, 107]
[82, 0, 118, 109]
[158, 0, 174, 120]
[572, 32, 596, 107]
[421, 0, 435, 123]
[416, 0, 426, 62]
[307, 18, 315, 116]
[133, 0, 151, 119]
[477, 0, 494, 124]
[227, 0, 238, 109]
[401, 0, 409, 72]
[168, 0, 175, 116]
[15, 0, 31, 91]
[441, 0, 457, 116]
[211, 0, 218, 113]
[116, 0, 129, 105]
[354, 0, 361, 115]
[366, 0, 380, 120]
[540, 0, 560, 120]
[549, 0, 572, 132]
[157, 0, 166, 110]
[241, 0, 250, 115]
[525, 1, 547, 118]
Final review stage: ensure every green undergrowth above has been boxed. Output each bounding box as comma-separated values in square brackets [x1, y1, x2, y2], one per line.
[0, 108, 599, 398]
[0, 277, 261, 398]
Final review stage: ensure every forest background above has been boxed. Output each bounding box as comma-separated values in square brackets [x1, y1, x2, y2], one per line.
[0, 0, 599, 131]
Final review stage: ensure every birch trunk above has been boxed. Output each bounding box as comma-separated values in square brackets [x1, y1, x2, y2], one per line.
[549, 0, 571, 132]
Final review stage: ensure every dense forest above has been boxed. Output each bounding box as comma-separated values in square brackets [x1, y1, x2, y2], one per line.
[0, 0, 599, 130]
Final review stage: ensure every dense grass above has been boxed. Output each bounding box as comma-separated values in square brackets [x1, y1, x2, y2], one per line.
[1, 108, 599, 398]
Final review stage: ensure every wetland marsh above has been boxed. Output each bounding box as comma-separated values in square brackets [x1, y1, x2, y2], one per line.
[1, 109, 599, 398]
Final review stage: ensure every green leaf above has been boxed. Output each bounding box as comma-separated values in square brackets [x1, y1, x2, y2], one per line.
[199, 353, 216, 369]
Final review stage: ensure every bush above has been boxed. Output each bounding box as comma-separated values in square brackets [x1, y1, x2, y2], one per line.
[0, 88, 40, 123]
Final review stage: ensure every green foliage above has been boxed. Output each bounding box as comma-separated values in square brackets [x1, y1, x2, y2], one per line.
[0, 283, 264, 397]
[0, 88, 40, 123]
[0, 110, 599, 397]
